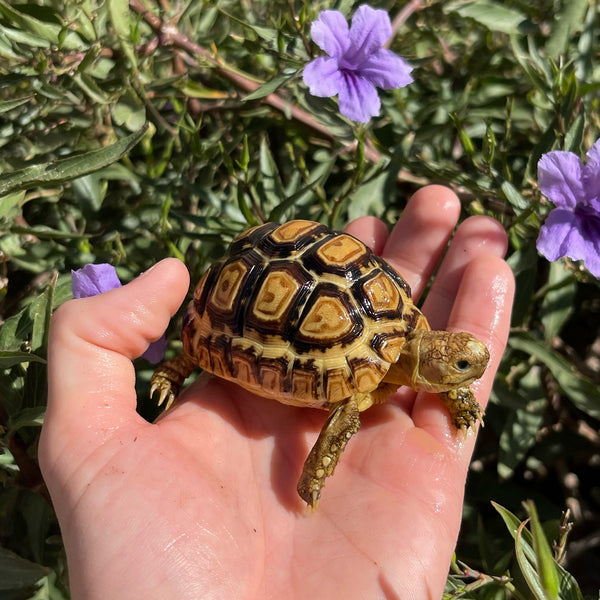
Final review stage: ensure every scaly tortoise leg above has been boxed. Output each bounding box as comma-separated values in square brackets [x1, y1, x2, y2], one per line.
[296, 383, 399, 508]
[297, 395, 361, 509]
[439, 388, 484, 434]
[150, 352, 197, 410]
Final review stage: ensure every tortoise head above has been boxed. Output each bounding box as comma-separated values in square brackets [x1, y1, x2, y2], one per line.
[386, 330, 490, 393]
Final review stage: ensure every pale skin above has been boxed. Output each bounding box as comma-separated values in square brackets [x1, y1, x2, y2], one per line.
[39, 186, 515, 600]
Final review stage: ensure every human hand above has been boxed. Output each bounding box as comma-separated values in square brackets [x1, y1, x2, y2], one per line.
[39, 185, 514, 600]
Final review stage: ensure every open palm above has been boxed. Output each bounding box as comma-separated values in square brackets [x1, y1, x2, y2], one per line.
[40, 186, 514, 600]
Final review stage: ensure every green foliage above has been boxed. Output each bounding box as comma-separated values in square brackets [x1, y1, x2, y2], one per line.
[0, 0, 599, 598]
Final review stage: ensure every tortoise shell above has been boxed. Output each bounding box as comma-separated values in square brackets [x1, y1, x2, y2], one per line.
[180, 219, 429, 407]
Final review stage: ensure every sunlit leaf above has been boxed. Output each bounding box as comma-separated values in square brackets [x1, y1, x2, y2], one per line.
[0, 126, 148, 196]
[444, 0, 528, 34]
[508, 332, 600, 420]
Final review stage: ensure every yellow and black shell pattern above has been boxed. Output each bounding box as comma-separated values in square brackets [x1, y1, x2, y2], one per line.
[181, 220, 424, 408]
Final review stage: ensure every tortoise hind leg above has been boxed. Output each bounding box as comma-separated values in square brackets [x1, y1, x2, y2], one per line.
[297, 396, 361, 509]
[150, 352, 197, 410]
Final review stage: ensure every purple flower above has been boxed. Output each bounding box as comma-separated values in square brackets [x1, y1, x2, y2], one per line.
[537, 140, 600, 278]
[303, 5, 413, 123]
[71, 263, 166, 363]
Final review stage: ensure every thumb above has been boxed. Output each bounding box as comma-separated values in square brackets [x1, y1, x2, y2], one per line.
[39, 258, 189, 479]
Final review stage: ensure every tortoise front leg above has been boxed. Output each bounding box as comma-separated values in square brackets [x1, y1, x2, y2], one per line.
[297, 396, 361, 509]
[439, 388, 484, 434]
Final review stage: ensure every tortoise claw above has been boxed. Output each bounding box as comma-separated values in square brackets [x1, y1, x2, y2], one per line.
[150, 380, 176, 411]
[150, 352, 196, 412]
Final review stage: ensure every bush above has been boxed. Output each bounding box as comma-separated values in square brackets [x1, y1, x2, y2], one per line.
[0, 0, 598, 597]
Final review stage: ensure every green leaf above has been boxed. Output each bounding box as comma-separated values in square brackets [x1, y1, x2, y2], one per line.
[0, 0, 60, 44]
[268, 162, 333, 222]
[497, 501, 583, 600]
[108, 0, 138, 72]
[0, 125, 148, 196]
[0, 95, 32, 114]
[9, 225, 89, 240]
[493, 501, 536, 558]
[498, 370, 545, 480]
[243, 71, 296, 102]
[564, 113, 585, 154]
[501, 180, 529, 212]
[0, 190, 26, 220]
[0, 351, 47, 369]
[29, 275, 56, 354]
[545, 0, 588, 57]
[112, 93, 146, 131]
[515, 518, 551, 600]
[525, 501, 560, 600]
[0, 307, 30, 352]
[257, 137, 285, 209]
[508, 332, 600, 420]
[444, 0, 528, 35]
[0, 546, 47, 594]
[540, 261, 576, 343]
[218, 8, 279, 44]
[8, 406, 46, 433]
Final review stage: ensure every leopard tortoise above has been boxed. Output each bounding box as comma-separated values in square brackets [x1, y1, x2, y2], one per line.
[151, 220, 489, 508]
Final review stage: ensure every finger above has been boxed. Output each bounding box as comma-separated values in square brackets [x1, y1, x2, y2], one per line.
[40, 258, 189, 469]
[413, 255, 515, 442]
[381, 185, 461, 298]
[345, 215, 389, 255]
[422, 215, 508, 330]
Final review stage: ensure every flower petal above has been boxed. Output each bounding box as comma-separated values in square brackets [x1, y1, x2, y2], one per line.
[141, 335, 167, 364]
[536, 209, 579, 261]
[583, 138, 600, 213]
[344, 5, 392, 67]
[71, 263, 122, 298]
[303, 56, 343, 97]
[357, 49, 413, 89]
[538, 151, 584, 210]
[310, 10, 350, 58]
[536, 208, 600, 277]
[337, 72, 380, 123]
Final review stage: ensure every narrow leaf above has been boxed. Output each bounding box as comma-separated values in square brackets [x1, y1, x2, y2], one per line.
[243, 72, 296, 102]
[0, 546, 48, 592]
[501, 180, 529, 211]
[540, 261, 576, 342]
[108, 0, 138, 72]
[0, 95, 32, 114]
[0, 351, 47, 369]
[29, 274, 56, 354]
[525, 501, 560, 600]
[515, 518, 550, 600]
[445, 0, 528, 35]
[498, 371, 545, 479]
[493, 502, 585, 600]
[508, 332, 600, 419]
[258, 137, 285, 207]
[545, 0, 588, 57]
[0, 0, 59, 43]
[0, 125, 147, 196]
[9, 406, 46, 433]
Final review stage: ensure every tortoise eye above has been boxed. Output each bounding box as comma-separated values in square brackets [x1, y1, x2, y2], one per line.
[455, 360, 471, 371]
